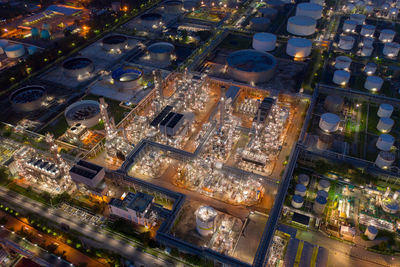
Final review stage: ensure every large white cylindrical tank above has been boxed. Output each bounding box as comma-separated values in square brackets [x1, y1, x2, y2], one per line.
[364, 62, 377, 75]
[63, 57, 94, 78]
[296, 3, 323, 19]
[9, 85, 46, 112]
[64, 100, 101, 128]
[313, 196, 327, 214]
[112, 67, 143, 92]
[363, 36, 374, 47]
[318, 179, 331, 192]
[333, 70, 351, 85]
[292, 195, 304, 208]
[377, 117, 394, 133]
[383, 42, 400, 57]
[287, 16, 316, 36]
[376, 134, 395, 151]
[252, 32, 276, 51]
[102, 35, 128, 53]
[360, 24, 375, 37]
[298, 174, 310, 186]
[339, 35, 355, 50]
[140, 13, 163, 29]
[361, 45, 373, 57]
[148, 42, 175, 63]
[375, 151, 395, 169]
[317, 190, 329, 199]
[365, 225, 378, 240]
[335, 55, 352, 70]
[195, 206, 217, 236]
[250, 17, 271, 32]
[286, 37, 312, 58]
[377, 103, 393, 118]
[364, 76, 383, 92]
[319, 113, 340, 132]
[295, 183, 307, 196]
[259, 7, 278, 19]
[350, 13, 366, 25]
[379, 29, 396, 43]
[5, 44, 25, 58]
[324, 95, 344, 113]
[342, 19, 357, 32]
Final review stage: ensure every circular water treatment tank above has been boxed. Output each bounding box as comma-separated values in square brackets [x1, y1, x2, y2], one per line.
[163, 0, 183, 13]
[379, 29, 395, 43]
[102, 35, 128, 52]
[317, 190, 329, 199]
[350, 13, 366, 25]
[287, 16, 316, 36]
[375, 151, 395, 169]
[296, 3, 323, 19]
[335, 55, 352, 70]
[148, 42, 175, 62]
[318, 179, 331, 192]
[376, 133, 395, 151]
[342, 19, 358, 32]
[319, 113, 340, 132]
[195, 206, 217, 236]
[361, 45, 373, 57]
[227, 49, 277, 84]
[112, 67, 143, 92]
[286, 37, 312, 58]
[5, 44, 25, 58]
[259, 7, 278, 19]
[250, 17, 271, 31]
[295, 183, 307, 196]
[377, 117, 394, 133]
[377, 103, 393, 118]
[364, 76, 383, 91]
[140, 13, 163, 28]
[364, 62, 377, 75]
[363, 36, 374, 47]
[324, 95, 344, 113]
[333, 70, 350, 85]
[291, 195, 304, 208]
[298, 174, 310, 186]
[63, 57, 94, 78]
[313, 195, 327, 214]
[338, 35, 355, 50]
[252, 32, 276, 51]
[365, 225, 378, 240]
[64, 100, 101, 128]
[361, 24, 375, 37]
[383, 42, 400, 57]
[9, 85, 46, 112]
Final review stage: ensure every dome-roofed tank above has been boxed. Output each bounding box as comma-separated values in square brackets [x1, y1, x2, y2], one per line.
[376, 134, 395, 151]
[377, 117, 394, 133]
[9, 85, 46, 112]
[286, 37, 312, 58]
[324, 95, 344, 113]
[287, 16, 316, 36]
[361, 45, 373, 57]
[317, 190, 329, 199]
[360, 24, 375, 37]
[313, 195, 327, 214]
[335, 55, 352, 70]
[375, 151, 395, 169]
[319, 113, 340, 132]
[318, 179, 331, 192]
[333, 70, 350, 85]
[298, 174, 310, 186]
[5, 44, 25, 58]
[379, 29, 395, 43]
[350, 13, 366, 25]
[383, 42, 400, 57]
[365, 225, 378, 240]
[252, 32, 276, 52]
[377, 103, 393, 118]
[292, 195, 304, 208]
[295, 183, 307, 196]
[339, 35, 355, 50]
[364, 76, 383, 92]
[342, 19, 357, 32]
[296, 3, 323, 19]
[363, 36, 374, 47]
[195, 206, 217, 236]
[364, 62, 377, 75]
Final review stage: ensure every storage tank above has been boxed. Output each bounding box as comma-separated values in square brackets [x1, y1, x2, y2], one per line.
[250, 17, 271, 32]
[333, 70, 351, 85]
[298, 174, 310, 186]
[360, 24, 375, 37]
[148, 42, 175, 62]
[342, 19, 358, 32]
[5, 44, 25, 58]
[377, 117, 394, 133]
[140, 13, 163, 28]
[361, 45, 373, 57]
[365, 225, 378, 240]
[40, 29, 50, 40]
[364, 62, 377, 75]
[259, 7, 278, 19]
[31, 27, 39, 38]
[319, 113, 340, 132]
[266, 0, 285, 9]
[379, 29, 395, 43]
[111, 67, 143, 92]
[317, 190, 329, 199]
[163, 0, 183, 13]
[63, 57, 94, 78]
[286, 37, 312, 58]
[335, 55, 352, 70]
[291, 195, 304, 208]
[102, 34, 128, 52]
[9, 85, 46, 112]
[295, 183, 307, 196]
[389, 7, 398, 17]
[364, 76, 383, 91]
[27, 46, 38, 55]
[195, 206, 217, 236]
[382, 198, 399, 214]
[376, 134, 395, 151]
[363, 36, 374, 47]
[317, 131, 334, 150]
[0, 39, 8, 55]
[383, 42, 400, 57]
[42, 23, 50, 31]
[296, 3, 323, 19]
[324, 95, 344, 113]
[377, 103, 393, 118]
[313, 195, 327, 214]
[339, 35, 355, 50]
[394, 190, 400, 200]
[350, 13, 366, 25]
[375, 151, 395, 169]
[252, 32, 276, 51]
[318, 179, 331, 192]
[287, 16, 316, 36]
[64, 100, 101, 128]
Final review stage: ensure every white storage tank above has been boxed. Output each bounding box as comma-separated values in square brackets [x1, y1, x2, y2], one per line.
[365, 225, 378, 240]
[298, 174, 310, 186]
[295, 183, 307, 196]
[317, 190, 329, 199]
[375, 151, 395, 169]
[296, 3, 323, 19]
[361, 45, 373, 57]
[383, 42, 400, 57]
[313, 195, 327, 214]
[250, 17, 271, 32]
[377, 117, 394, 133]
[363, 36, 374, 47]
[335, 55, 352, 70]
[350, 13, 366, 25]
[376, 134, 395, 151]
[324, 95, 344, 113]
[5, 44, 25, 58]
[148, 42, 175, 63]
[364, 76, 383, 92]
[259, 7, 278, 19]
[339, 35, 355, 50]
[318, 179, 331, 192]
[287, 16, 316, 36]
[319, 113, 340, 132]
[364, 62, 377, 75]
[361, 24, 375, 37]
[379, 29, 395, 43]
[333, 70, 350, 85]
[286, 37, 312, 58]
[377, 103, 393, 118]
[252, 32, 276, 51]
[291, 195, 304, 208]
[195, 206, 217, 236]
[342, 19, 357, 32]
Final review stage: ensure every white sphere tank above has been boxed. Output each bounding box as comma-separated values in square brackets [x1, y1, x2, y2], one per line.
[361, 24, 375, 37]
[377, 117, 394, 133]
[195, 206, 217, 236]
[350, 13, 366, 25]
[295, 183, 307, 196]
[363, 36, 374, 47]
[364, 76, 383, 91]
[361, 45, 373, 57]
[318, 179, 331, 192]
[335, 55, 352, 70]
[5, 44, 25, 58]
[379, 29, 395, 43]
[286, 37, 312, 58]
[376, 134, 395, 151]
[375, 151, 395, 169]
[319, 113, 340, 132]
[365, 225, 378, 240]
[292, 195, 304, 208]
[296, 3, 323, 19]
[333, 70, 351, 85]
[298, 174, 310, 186]
[364, 62, 377, 75]
[383, 42, 400, 57]
[377, 103, 393, 118]
[339, 35, 355, 50]
[252, 32, 277, 52]
[313, 196, 327, 214]
[287, 16, 317, 36]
